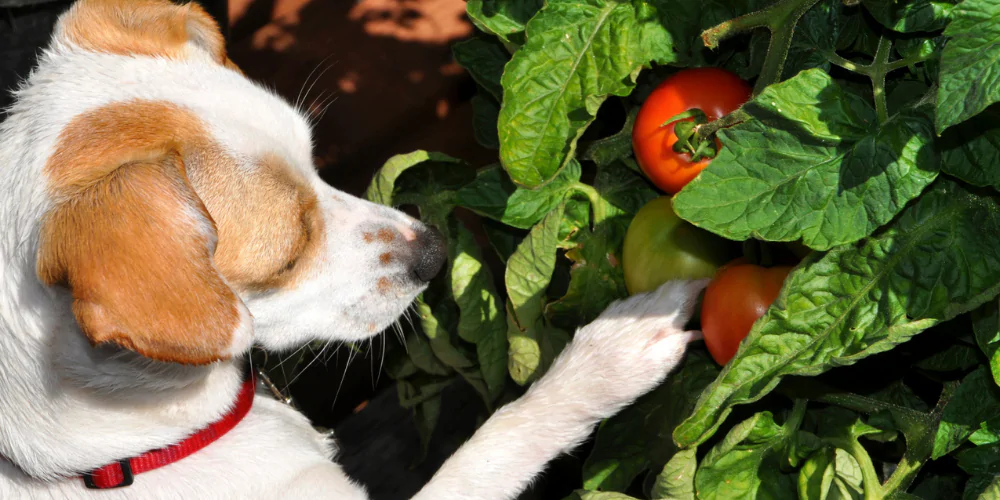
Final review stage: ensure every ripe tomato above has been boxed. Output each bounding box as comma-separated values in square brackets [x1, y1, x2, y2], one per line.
[701, 262, 792, 365]
[623, 197, 738, 295]
[632, 68, 751, 194]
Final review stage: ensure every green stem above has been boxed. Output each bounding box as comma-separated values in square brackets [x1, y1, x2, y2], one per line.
[573, 183, 607, 224]
[881, 454, 925, 497]
[694, 107, 751, 144]
[870, 37, 892, 124]
[840, 438, 884, 500]
[827, 52, 864, 73]
[700, 0, 817, 50]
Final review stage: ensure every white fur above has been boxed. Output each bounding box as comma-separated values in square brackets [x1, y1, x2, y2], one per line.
[0, 4, 707, 498]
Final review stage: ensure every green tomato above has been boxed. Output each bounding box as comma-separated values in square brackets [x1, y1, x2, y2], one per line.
[623, 196, 738, 295]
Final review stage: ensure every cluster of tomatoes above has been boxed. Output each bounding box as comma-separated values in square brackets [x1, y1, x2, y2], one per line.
[623, 68, 796, 365]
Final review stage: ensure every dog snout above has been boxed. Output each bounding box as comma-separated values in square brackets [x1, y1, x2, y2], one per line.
[410, 226, 446, 282]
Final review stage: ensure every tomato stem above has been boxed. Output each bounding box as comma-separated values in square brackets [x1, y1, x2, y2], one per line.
[573, 183, 607, 224]
[693, 108, 751, 145]
[826, 36, 937, 124]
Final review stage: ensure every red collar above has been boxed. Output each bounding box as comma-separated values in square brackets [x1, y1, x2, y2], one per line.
[82, 371, 257, 489]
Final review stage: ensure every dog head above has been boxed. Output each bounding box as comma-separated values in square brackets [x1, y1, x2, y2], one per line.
[19, 0, 446, 367]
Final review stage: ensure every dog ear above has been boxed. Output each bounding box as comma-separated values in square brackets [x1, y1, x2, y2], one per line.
[37, 151, 253, 365]
[55, 0, 229, 65]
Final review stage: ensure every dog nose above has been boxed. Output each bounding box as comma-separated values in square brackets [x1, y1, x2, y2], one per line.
[412, 226, 447, 282]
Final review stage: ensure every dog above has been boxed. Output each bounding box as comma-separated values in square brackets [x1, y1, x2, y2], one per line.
[0, 1, 707, 498]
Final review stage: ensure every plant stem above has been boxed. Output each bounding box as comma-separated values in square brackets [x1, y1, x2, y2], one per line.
[573, 183, 607, 224]
[694, 108, 751, 144]
[870, 37, 892, 124]
[840, 438, 885, 500]
[693, 0, 820, 142]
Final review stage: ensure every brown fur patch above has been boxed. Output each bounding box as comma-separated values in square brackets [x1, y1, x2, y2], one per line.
[379, 252, 393, 265]
[37, 153, 240, 364]
[39, 100, 322, 362]
[376, 228, 395, 243]
[376, 277, 392, 294]
[58, 0, 226, 64]
[362, 232, 374, 243]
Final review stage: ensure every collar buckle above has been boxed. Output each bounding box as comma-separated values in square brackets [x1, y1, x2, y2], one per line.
[83, 459, 134, 489]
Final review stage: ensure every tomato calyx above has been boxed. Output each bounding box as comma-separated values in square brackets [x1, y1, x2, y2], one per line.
[659, 108, 718, 162]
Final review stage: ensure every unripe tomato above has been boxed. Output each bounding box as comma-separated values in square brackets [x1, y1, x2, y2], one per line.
[632, 68, 751, 194]
[701, 262, 792, 365]
[623, 197, 738, 295]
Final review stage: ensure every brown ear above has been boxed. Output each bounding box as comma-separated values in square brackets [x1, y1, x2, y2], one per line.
[57, 0, 228, 64]
[37, 152, 252, 365]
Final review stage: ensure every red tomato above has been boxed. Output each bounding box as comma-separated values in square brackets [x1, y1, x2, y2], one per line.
[700, 261, 792, 365]
[632, 68, 751, 194]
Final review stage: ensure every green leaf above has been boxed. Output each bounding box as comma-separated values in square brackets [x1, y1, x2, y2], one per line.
[935, 366, 1000, 458]
[404, 329, 452, 377]
[564, 491, 641, 500]
[862, 0, 956, 32]
[548, 162, 657, 331]
[506, 306, 570, 385]
[365, 151, 464, 206]
[466, 0, 543, 45]
[694, 410, 800, 499]
[505, 204, 565, 328]
[675, 180, 1000, 447]
[415, 296, 475, 370]
[915, 343, 982, 372]
[783, 0, 841, 79]
[497, 0, 671, 188]
[455, 162, 581, 229]
[453, 37, 508, 101]
[580, 106, 638, 168]
[941, 107, 1000, 192]
[582, 351, 718, 492]
[472, 93, 501, 150]
[673, 69, 939, 251]
[451, 224, 507, 397]
[975, 299, 1000, 387]
[965, 475, 1000, 500]
[936, 0, 1000, 132]
[651, 448, 697, 500]
[957, 442, 1000, 475]
[798, 447, 837, 500]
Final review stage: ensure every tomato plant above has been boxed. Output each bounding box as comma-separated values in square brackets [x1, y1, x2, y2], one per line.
[318, 0, 1000, 498]
[623, 196, 737, 294]
[632, 68, 751, 194]
[701, 262, 792, 365]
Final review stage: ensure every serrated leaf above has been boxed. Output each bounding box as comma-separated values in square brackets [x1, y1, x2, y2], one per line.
[675, 180, 1000, 447]
[415, 296, 475, 370]
[466, 0, 543, 45]
[673, 69, 939, 251]
[505, 204, 565, 328]
[651, 448, 697, 500]
[965, 475, 1000, 500]
[453, 37, 508, 101]
[975, 299, 1000, 387]
[506, 305, 570, 385]
[456, 162, 581, 229]
[936, 0, 1000, 131]
[451, 225, 507, 397]
[941, 107, 1000, 192]
[915, 343, 982, 372]
[694, 411, 798, 499]
[547, 163, 656, 329]
[783, 0, 841, 79]
[935, 366, 1000, 458]
[365, 151, 464, 206]
[862, 0, 956, 32]
[582, 352, 718, 492]
[497, 0, 672, 188]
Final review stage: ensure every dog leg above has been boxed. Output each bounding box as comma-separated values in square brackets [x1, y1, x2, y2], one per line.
[411, 279, 709, 500]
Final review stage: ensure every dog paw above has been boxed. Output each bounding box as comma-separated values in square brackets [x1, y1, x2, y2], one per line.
[542, 279, 709, 419]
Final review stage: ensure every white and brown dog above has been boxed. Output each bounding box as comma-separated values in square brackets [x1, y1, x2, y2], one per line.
[0, 1, 706, 498]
